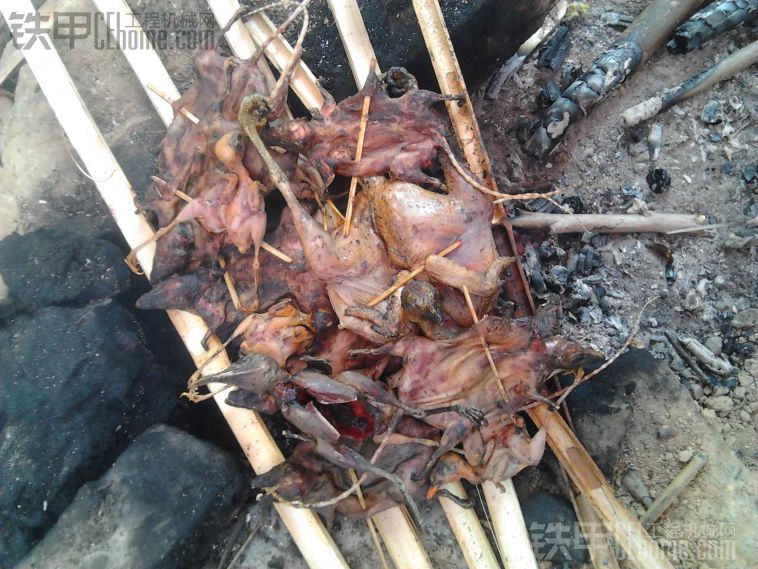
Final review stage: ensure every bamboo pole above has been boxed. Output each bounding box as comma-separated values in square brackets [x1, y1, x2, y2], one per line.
[4, 1, 349, 567]
[410, 1, 539, 567]
[529, 406, 675, 569]
[240, 11, 324, 110]
[328, 3, 506, 568]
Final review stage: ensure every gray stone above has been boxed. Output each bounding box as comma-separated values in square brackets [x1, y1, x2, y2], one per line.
[678, 449, 694, 463]
[731, 308, 758, 330]
[701, 408, 717, 420]
[739, 410, 751, 423]
[705, 395, 734, 413]
[733, 386, 747, 399]
[0, 303, 180, 567]
[17, 425, 246, 569]
[657, 425, 676, 439]
[689, 382, 704, 400]
[704, 336, 723, 356]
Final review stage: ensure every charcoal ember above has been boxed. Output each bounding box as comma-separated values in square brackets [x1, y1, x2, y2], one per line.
[537, 24, 572, 71]
[545, 265, 570, 292]
[742, 164, 757, 189]
[524, 245, 548, 295]
[538, 241, 565, 259]
[701, 100, 724, 125]
[517, 117, 541, 145]
[568, 246, 603, 276]
[602, 12, 634, 28]
[16, 426, 246, 569]
[647, 167, 672, 193]
[590, 234, 610, 248]
[595, 286, 611, 314]
[558, 62, 582, 90]
[561, 195, 585, 214]
[0, 303, 180, 566]
[0, 228, 130, 309]
[537, 79, 562, 107]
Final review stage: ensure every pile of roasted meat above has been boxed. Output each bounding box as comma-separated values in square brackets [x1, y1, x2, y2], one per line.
[133, 46, 602, 522]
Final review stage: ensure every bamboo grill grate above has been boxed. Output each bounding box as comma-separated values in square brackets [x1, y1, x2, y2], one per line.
[0, 1, 675, 568]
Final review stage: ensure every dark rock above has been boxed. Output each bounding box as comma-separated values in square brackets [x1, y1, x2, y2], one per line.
[0, 228, 130, 309]
[563, 370, 633, 475]
[0, 302, 181, 566]
[300, 0, 554, 101]
[17, 425, 246, 569]
[521, 492, 589, 566]
[647, 167, 671, 193]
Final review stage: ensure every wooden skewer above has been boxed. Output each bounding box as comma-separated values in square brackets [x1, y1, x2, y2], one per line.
[348, 469, 390, 569]
[461, 285, 509, 405]
[342, 95, 371, 236]
[145, 83, 199, 124]
[640, 452, 708, 529]
[367, 241, 461, 307]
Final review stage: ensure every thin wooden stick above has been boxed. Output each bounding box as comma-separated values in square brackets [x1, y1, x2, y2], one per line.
[461, 285, 509, 406]
[348, 470, 390, 569]
[241, 12, 324, 110]
[343, 95, 371, 236]
[12, 1, 345, 567]
[529, 406, 675, 569]
[640, 452, 708, 529]
[366, 241, 461, 307]
[574, 493, 621, 569]
[510, 212, 707, 234]
[145, 83, 199, 124]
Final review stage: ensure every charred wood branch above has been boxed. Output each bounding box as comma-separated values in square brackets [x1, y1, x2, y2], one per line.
[524, 0, 707, 158]
[667, 0, 758, 54]
[537, 24, 571, 70]
[484, 0, 569, 100]
[622, 40, 758, 127]
[510, 212, 707, 234]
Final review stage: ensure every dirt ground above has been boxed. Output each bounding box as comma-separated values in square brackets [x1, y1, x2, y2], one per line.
[475, 1, 757, 467]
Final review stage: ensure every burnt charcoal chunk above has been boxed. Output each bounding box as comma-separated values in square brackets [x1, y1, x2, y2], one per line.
[17, 426, 245, 569]
[0, 228, 130, 308]
[0, 303, 180, 566]
[537, 25, 572, 71]
[647, 167, 672, 193]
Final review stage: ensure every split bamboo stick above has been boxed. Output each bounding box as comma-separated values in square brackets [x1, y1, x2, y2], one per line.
[529, 406, 675, 569]
[3, 1, 349, 567]
[328, 3, 503, 568]
[204, 1, 439, 566]
[410, 1, 538, 566]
